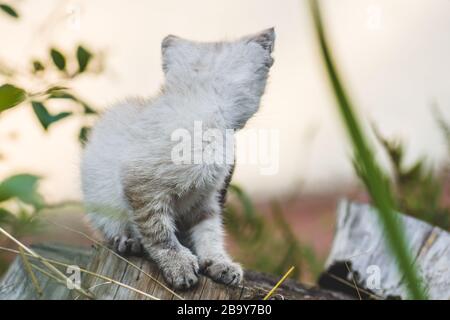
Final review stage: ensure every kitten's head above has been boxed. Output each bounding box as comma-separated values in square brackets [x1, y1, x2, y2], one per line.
[161, 28, 275, 129]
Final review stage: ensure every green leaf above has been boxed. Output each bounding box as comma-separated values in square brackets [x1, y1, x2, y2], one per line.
[47, 91, 98, 115]
[0, 174, 42, 207]
[82, 102, 97, 114]
[78, 126, 91, 144]
[0, 208, 14, 225]
[0, 84, 26, 112]
[44, 86, 69, 95]
[309, 0, 426, 299]
[32, 60, 45, 73]
[76, 45, 92, 73]
[12, 207, 43, 235]
[229, 184, 256, 219]
[50, 48, 66, 71]
[31, 101, 72, 131]
[48, 91, 77, 100]
[0, 4, 19, 18]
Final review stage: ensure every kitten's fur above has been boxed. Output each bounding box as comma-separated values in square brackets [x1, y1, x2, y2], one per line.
[81, 28, 275, 290]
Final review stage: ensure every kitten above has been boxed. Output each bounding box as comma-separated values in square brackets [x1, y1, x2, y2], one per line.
[80, 28, 275, 290]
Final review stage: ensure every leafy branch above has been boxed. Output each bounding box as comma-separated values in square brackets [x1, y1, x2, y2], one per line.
[1, 45, 98, 136]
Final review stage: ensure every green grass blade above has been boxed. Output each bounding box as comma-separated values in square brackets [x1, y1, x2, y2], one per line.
[308, 0, 427, 299]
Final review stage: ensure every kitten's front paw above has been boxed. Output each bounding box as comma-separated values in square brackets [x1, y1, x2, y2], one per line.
[162, 249, 199, 290]
[200, 258, 243, 286]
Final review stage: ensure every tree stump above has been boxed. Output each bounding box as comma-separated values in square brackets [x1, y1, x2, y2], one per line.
[1, 200, 449, 300]
[0, 243, 347, 300]
[319, 200, 450, 300]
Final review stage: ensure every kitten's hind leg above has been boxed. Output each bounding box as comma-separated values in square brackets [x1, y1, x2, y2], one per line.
[111, 232, 143, 256]
[123, 171, 199, 290]
[85, 211, 143, 255]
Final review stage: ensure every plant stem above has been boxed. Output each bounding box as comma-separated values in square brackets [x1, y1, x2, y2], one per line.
[308, 0, 427, 299]
[0, 226, 95, 299]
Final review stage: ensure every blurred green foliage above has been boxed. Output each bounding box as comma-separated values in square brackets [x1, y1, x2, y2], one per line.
[225, 185, 322, 281]
[31, 101, 72, 131]
[371, 122, 450, 230]
[0, 174, 43, 207]
[0, 3, 18, 18]
[77, 46, 93, 73]
[50, 48, 66, 71]
[0, 173, 45, 273]
[0, 3, 100, 273]
[0, 84, 26, 112]
[0, 44, 98, 133]
[309, 0, 426, 299]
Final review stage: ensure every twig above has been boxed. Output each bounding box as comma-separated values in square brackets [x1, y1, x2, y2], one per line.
[43, 259, 160, 300]
[0, 246, 159, 300]
[0, 226, 95, 299]
[324, 272, 383, 300]
[41, 218, 183, 300]
[30, 264, 72, 290]
[345, 261, 362, 300]
[263, 266, 295, 300]
[18, 247, 43, 297]
[74, 281, 112, 300]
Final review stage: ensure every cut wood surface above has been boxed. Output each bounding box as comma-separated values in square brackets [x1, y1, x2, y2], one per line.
[319, 200, 450, 300]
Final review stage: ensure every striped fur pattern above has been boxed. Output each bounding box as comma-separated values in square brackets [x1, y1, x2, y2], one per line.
[81, 28, 275, 290]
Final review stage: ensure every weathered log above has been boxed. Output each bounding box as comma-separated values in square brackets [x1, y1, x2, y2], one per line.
[319, 200, 450, 300]
[2, 200, 448, 300]
[0, 243, 348, 300]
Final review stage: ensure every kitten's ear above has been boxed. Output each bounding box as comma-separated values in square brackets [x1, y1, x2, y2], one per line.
[161, 35, 181, 73]
[161, 35, 181, 52]
[246, 28, 275, 53]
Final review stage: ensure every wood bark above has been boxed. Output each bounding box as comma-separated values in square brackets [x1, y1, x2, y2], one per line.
[2, 200, 449, 300]
[319, 200, 450, 300]
[0, 243, 347, 300]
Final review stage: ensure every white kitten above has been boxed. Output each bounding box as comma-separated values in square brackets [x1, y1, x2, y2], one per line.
[80, 28, 275, 290]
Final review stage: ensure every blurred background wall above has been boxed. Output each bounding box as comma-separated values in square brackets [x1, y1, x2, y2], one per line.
[1, 0, 450, 203]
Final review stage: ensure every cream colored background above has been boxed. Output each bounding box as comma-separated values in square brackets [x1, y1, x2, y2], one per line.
[0, 0, 449, 202]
